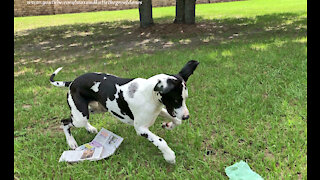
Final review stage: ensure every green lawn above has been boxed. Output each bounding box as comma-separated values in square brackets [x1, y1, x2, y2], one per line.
[14, 0, 307, 179]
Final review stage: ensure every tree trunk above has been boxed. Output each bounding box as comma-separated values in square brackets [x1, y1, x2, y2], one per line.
[174, 0, 185, 24]
[174, 0, 196, 24]
[139, 0, 154, 28]
[184, 0, 196, 24]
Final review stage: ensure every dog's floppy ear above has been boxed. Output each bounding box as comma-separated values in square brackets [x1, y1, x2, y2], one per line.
[178, 60, 200, 82]
[154, 79, 179, 94]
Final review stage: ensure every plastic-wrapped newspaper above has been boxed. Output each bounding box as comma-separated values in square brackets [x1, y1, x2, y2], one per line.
[59, 128, 123, 162]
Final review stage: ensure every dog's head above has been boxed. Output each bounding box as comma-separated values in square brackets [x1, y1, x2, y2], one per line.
[154, 60, 199, 120]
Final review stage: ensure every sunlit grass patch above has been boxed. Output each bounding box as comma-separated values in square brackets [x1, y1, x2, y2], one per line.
[251, 43, 269, 51]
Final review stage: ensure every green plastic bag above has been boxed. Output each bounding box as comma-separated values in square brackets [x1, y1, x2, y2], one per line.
[225, 160, 263, 180]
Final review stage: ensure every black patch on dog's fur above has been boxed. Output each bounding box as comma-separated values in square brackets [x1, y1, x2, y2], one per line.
[50, 72, 72, 87]
[116, 90, 134, 120]
[111, 111, 125, 119]
[61, 118, 72, 126]
[61, 118, 73, 134]
[65, 81, 71, 87]
[159, 78, 184, 117]
[141, 133, 148, 138]
[66, 93, 72, 110]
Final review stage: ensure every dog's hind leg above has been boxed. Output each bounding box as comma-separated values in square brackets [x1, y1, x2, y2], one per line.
[64, 91, 97, 149]
[61, 118, 78, 149]
[68, 91, 97, 133]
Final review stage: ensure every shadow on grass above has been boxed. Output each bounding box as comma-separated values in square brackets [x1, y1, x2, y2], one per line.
[14, 12, 306, 66]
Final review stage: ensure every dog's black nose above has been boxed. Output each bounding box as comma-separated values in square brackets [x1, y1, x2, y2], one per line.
[182, 115, 189, 120]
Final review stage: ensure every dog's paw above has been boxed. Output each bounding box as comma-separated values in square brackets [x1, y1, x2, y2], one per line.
[86, 125, 98, 134]
[67, 137, 78, 150]
[161, 122, 174, 130]
[163, 150, 176, 164]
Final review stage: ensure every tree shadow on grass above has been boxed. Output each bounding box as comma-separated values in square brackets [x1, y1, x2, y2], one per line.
[14, 12, 306, 66]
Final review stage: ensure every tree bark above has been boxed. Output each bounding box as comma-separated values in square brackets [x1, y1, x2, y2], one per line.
[139, 0, 154, 28]
[174, 0, 185, 24]
[184, 0, 196, 24]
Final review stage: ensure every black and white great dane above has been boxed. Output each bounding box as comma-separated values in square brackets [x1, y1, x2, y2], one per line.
[50, 60, 199, 164]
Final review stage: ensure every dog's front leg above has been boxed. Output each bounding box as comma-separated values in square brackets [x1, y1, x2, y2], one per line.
[135, 126, 176, 164]
[159, 108, 182, 130]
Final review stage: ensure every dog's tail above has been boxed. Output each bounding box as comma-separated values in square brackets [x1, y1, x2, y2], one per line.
[49, 67, 72, 87]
